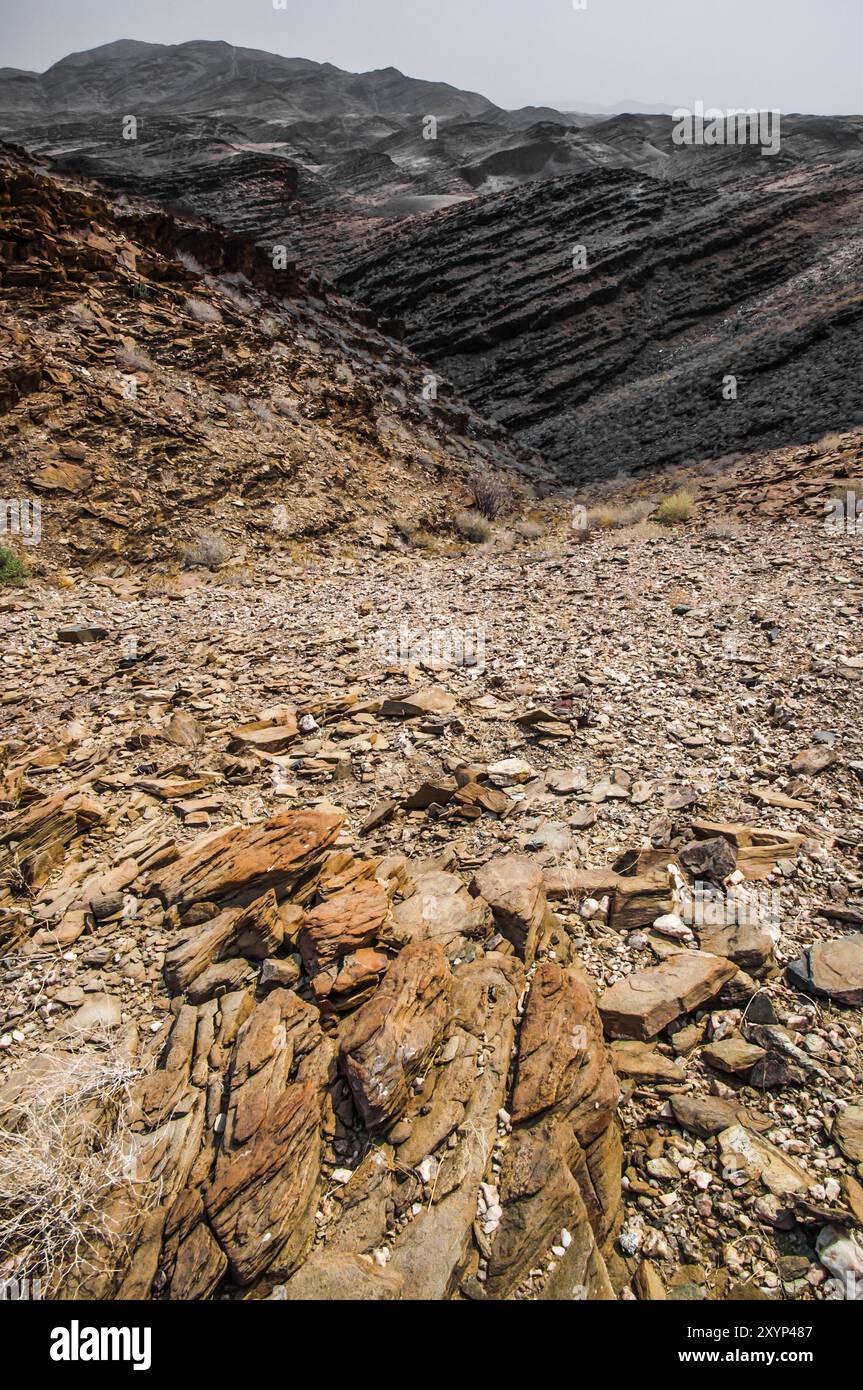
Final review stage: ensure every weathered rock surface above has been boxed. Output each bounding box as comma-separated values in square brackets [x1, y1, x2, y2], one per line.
[153, 810, 345, 909]
[339, 940, 452, 1129]
[470, 854, 546, 966]
[511, 960, 619, 1141]
[598, 951, 737, 1040]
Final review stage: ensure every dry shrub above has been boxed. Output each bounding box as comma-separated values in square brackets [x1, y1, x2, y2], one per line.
[655, 489, 697, 525]
[455, 509, 492, 543]
[467, 469, 511, 519]
[115, 343, 153, 373]
[175, 249, 204, 275]
[588, 499, 653, 530]
[0, 1045, 155, 1294]
[183, 296, 222, 324]
[181, 529, 232, 569]
[516, 519, 544, 541]
[705, 518, 742, 540]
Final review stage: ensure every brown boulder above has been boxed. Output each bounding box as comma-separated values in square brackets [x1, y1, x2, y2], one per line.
[470, 854, 545, 966]
[511, 960, 620, 1144]
[787, 935, 863, 1006]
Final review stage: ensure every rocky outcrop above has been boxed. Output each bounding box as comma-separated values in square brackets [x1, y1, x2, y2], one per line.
[470, 854, 547, 966]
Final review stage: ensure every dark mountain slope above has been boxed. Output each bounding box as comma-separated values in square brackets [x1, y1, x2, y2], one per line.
[338, 160, 863, 479]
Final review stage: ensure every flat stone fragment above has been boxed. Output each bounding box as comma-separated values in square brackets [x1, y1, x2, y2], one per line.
[281, 1251, 404, 1300]
[702, 1038, 766, 1075]
[718, 1124, 815, 1197]
[56, 623, 108, 643]
[610, 1040, 686, 1083]
[833, 1105, 863, 1163]
[598, 950, 737, 1040]
[787, 935, 863, 1006]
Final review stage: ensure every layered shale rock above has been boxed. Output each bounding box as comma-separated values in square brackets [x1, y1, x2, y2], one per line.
[340, 161, 863, 479]
[339, 940, 452, 1130]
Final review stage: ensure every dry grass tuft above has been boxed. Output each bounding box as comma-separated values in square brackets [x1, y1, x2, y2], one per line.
[454, 509, 492, 543]
[115, 343, 153, 374]
[0, 1045, 155, 1294]
[467, 469, 511, 520]
[588, 499, 654, 530]
[183, 296, 222, 324]
[655, 489, 697, 525]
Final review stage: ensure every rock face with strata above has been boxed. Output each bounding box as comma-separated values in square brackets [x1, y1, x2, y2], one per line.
[152, 809, 345, 908]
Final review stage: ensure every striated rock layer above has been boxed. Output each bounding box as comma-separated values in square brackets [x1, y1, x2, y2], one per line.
[339, 161, 863, 479]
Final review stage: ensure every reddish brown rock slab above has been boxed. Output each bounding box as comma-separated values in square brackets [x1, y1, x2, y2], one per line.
[484, 1116, 585, 1299]
[339, 940, 452, 1129]
[298, 881, 390, 976]
[598, 951, 737, 1041]
[610, 1040, 686, 1083]
[380, 685, 456, 719]
[670, 1093, 772, 1138]
[511, 960, 620, 1145]
[30, 460, 92, 492]
[311, 947, 389, 1010]
[0, 789, 104, 889]
[151, 808, 344, 908]
[203, 990, 332, 1286]
[696, 917, 776, 976]
[609, 875, 673, 934]
[718, 1125, 815, 1198]
[787, 935, 863, 1006]
[227, 889, 285, 960]
[702, 1038, 767, 1075]
[470, 854, 545, 966]
[388, 953, 523, 1300]
[168, 1217, 228, 1300]
[833, 1106, 863, 1163]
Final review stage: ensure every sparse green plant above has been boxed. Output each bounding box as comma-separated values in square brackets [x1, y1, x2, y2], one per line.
[0, 547, 28, 586]
[655, 489, 696, 526]
[454, 509, 492, 543]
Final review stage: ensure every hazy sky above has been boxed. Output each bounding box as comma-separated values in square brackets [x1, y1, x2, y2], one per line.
[2, 0, 861, 113]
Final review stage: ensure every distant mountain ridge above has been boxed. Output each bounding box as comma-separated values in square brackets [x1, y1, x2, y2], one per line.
[0, 39, 499, 120]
